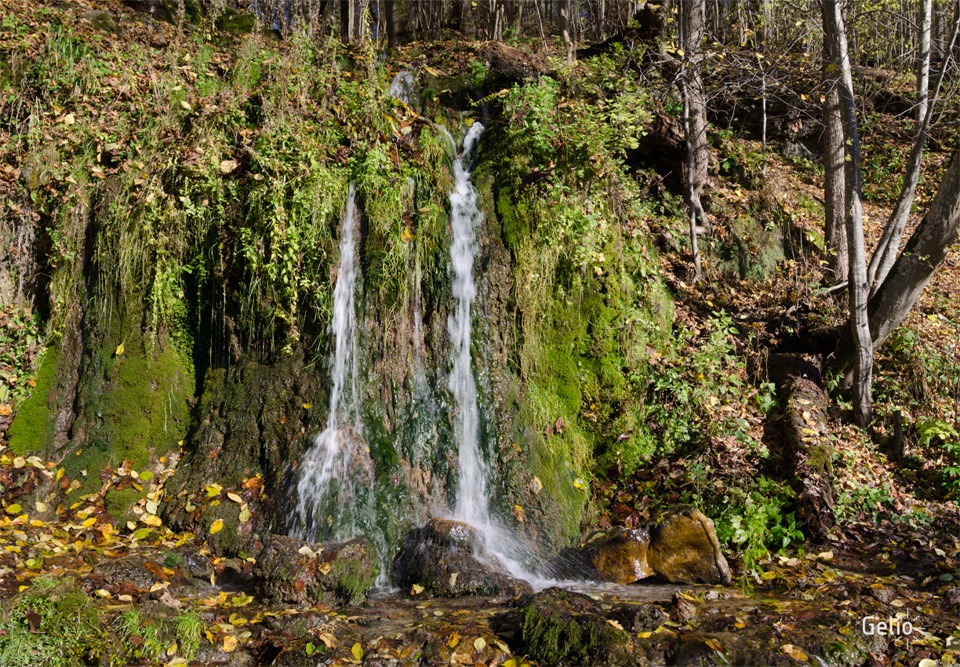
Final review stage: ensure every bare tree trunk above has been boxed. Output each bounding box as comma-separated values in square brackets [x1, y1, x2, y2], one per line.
[822, 1, 848, 284]
[385, 0, 397, 48]
[824, 0, 872, 427]
[680, 0, 708, 280]
[561, 0, 575, 63]
[868, 0, 960, 291]
[865, 146, 960, 352]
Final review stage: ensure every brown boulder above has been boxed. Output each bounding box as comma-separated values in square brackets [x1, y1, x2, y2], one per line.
[549, 506, 730, 586]
[647, 506, 731, 585]
[390, 518, 532, 598]
[253, 534, 376, 606]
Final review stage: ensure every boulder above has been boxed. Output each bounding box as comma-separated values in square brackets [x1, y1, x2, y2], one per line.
[390, 518, 532, 598]
[607, 602, 666, 633]
[517, 587, 631, 666]
[93, 554, 159, 590]
[648, 506, 731, 585]
[548, 506, 730, 585]
[253, 534, 376, 606]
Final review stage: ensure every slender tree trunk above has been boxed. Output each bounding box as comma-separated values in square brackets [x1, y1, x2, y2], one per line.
[680, 0, 708, 280]
[865, 147, 960, 352]
[561, 0, 575, 63]
[385, 0, 397, 48]
[824, 0, 873, 427]
[340, 0, 354, 43]
[822, 7, 848, 283]
[868, 0, 960, 292]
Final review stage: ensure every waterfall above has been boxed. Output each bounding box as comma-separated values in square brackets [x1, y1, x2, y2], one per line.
[442, 124, 548, 585]
[447, 123, 489, 526]
[293, 185, 372, 543]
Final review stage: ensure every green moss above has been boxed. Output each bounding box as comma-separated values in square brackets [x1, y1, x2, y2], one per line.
[519, 591, 629, 665]
[7, 348, 58, 456]
[105, 487, 148, 527]
[332, 556, 377, 603]
[66, 324, 193, 496]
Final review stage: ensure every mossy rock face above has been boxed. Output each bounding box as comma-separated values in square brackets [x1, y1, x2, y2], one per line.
[518, 587, 631, 666]
[65, 322, 192, 496]
[253, 534, 376, 606]
[7, 348, 58, 455]
[164, 346, 320, 558]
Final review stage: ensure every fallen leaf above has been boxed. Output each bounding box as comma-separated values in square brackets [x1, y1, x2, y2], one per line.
[210, 519, 224, 534]
[222, 635, 237, 652]
[410, 583, 424, 595]
[351, 642, 363, 661]
[448, 632, 460, 648]
[473, 637, 486, 652]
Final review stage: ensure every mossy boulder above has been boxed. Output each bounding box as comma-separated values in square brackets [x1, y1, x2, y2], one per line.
[253, 534, 376, 606]
[517, 587, 631, 666]
[6, 348, 59, 455]
[391, 518, 533, 598]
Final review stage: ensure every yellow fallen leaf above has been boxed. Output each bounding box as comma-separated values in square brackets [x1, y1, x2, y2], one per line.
[302, 403, 313, 409]
[238, 507, 251, 523]
[141, 514, 162, 527]
[115, 342, 124, 356]
[448, 632, 460, 648]
[82, 517, 97, 528]
[473, 637, 486, 652]
[351, 643, 363, 661]
[410, 583, 424, 595]
[317, 632, 337, 648]
[781, 644, 809, 661]
[210, 519, 224, 534]
[206, 484, 223, 498]
[222, 635, 237, 652]
[5, 504, 22, 515]
[226, 492, 243, 504]
[35, 502, 47, 513]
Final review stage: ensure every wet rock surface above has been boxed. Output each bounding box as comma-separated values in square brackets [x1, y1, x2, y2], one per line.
[550, 505, 731, 585]
[252, 534, 376, 605]
[391, 518, 533, 598]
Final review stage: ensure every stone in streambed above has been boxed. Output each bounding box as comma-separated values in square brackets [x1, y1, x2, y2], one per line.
[391, 518, 532, 598]
[253, 534, 376, 605]
[648, 506, 731, 585]
[517, 587, 632, 666]
[549, 505, 730, 585]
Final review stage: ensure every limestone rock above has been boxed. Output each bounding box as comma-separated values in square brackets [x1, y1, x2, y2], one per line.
[390, 518, 532, 598]
[648, 506, 731, 585]
[253, 534, 376, 606]
[518, 587, 631, 666]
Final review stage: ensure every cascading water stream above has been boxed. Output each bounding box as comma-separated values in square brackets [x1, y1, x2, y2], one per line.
[293, 185, 374, 547]
[442, 124, 554, 588]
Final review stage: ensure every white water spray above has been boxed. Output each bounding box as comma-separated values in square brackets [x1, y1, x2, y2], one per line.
[294, 185, 371, 541]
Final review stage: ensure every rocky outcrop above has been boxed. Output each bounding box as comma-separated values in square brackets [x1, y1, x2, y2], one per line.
[391, 518, 532, 598]
[253, 534, 376, 606]
[550, 506, 731, 585]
